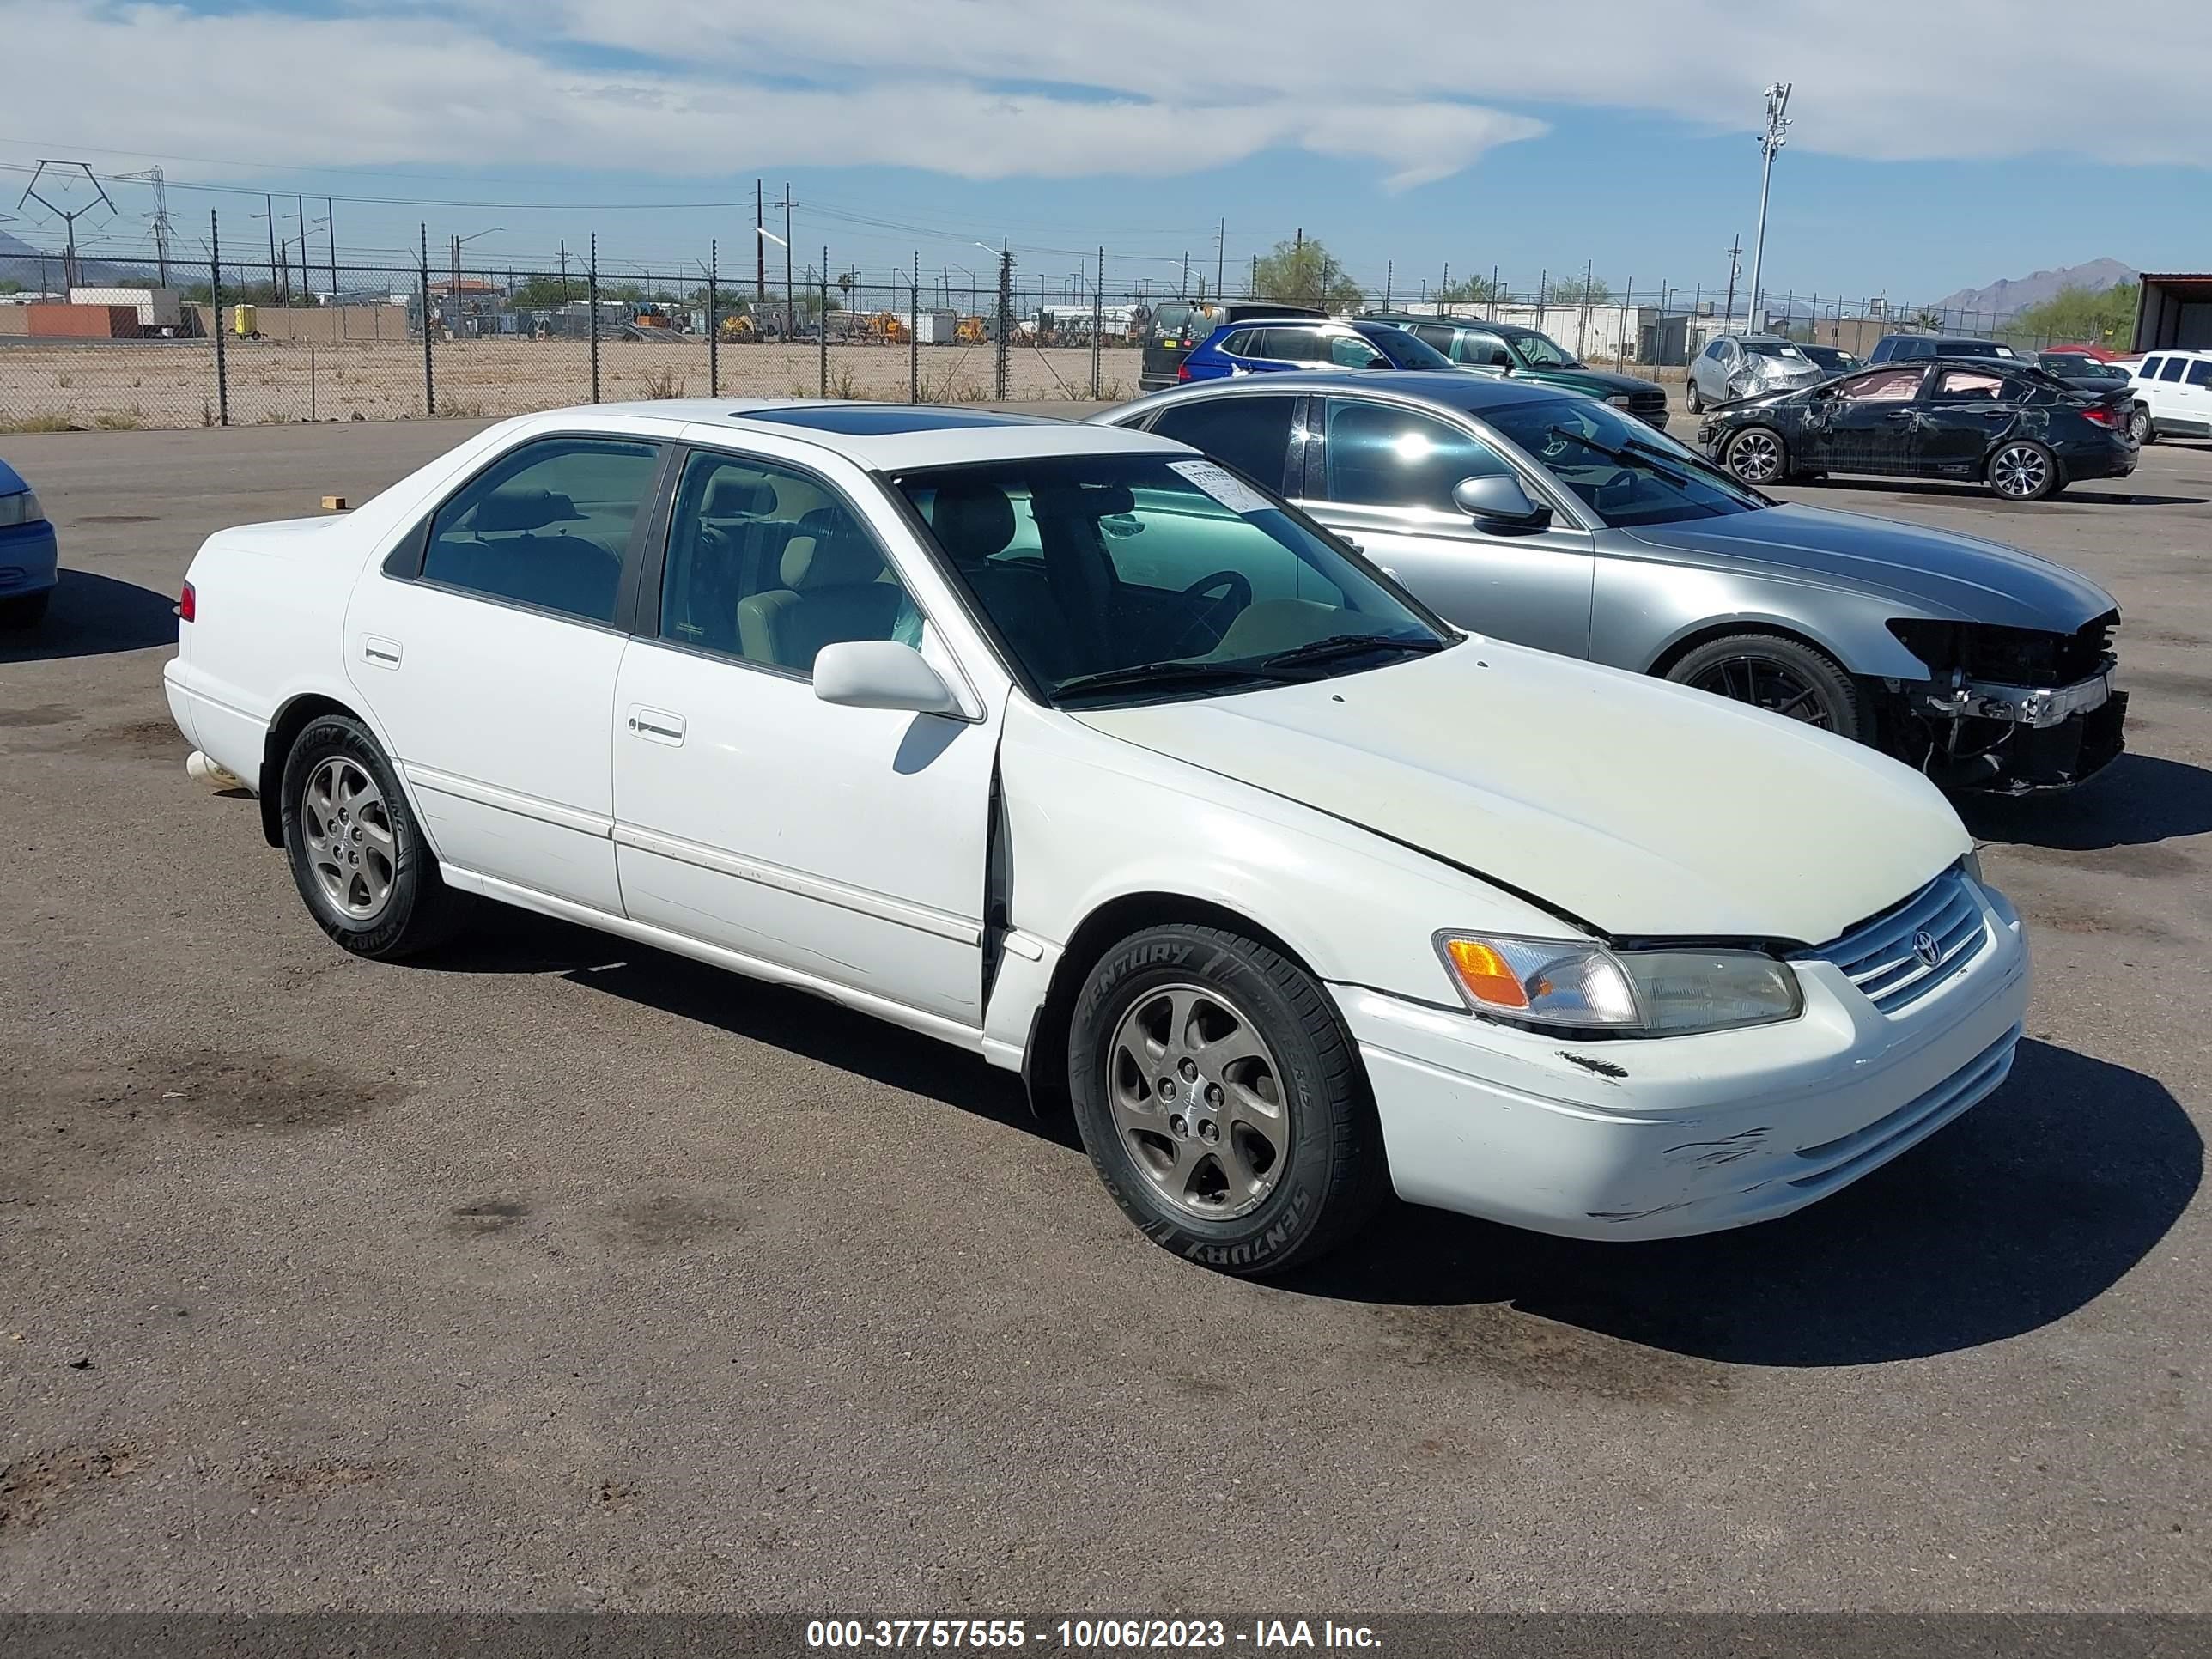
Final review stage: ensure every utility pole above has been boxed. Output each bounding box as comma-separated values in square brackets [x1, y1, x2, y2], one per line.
[708, 239, 719, 397]
[994, 242, 1012, 401]
[263, 192, 279, 303]
[755, 179, 767, 304]
[121, 166, 173, 288]
[1723, 234, 1743, 327]
[781, 183, 794, 341]
[1746, 82, 1791, 336]
[296, 194, 311, 303]
[326, 197, 337, 298]
[18, 160, 116, 293]
[818, 246, 830, 398]
[1215, 219, 1224, 301]
[1181, 249, 1189, 300]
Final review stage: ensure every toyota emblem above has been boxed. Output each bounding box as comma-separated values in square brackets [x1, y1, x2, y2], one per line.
[1912, 929, 1942, 969]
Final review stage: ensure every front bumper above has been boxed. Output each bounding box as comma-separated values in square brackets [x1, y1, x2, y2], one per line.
[1335, 878, 2029, 1241]
[0, 519, 59, 598]
[1914, 667, 2126, 793]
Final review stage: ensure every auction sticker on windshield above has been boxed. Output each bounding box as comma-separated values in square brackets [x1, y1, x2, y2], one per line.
[1168, 458, 1274, 516]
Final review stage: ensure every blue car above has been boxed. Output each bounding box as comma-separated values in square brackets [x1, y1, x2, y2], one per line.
[0, 456, 57, 629]
[1178, 316, 1462, 381]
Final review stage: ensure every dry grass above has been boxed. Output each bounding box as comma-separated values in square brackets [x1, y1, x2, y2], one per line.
[0, 337, 1136, 430]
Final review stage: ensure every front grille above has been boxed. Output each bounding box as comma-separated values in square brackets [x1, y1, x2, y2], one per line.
[1814, 870, 1988, 1014]
[1629, 391, 1668, 412]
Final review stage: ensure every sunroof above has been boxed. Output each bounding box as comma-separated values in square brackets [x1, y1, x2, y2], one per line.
[737, 406, 1032, 434]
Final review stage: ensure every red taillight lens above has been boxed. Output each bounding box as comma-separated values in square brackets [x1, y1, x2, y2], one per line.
[1176, 362, 1193, 381]
[178, 580, 196, 622]
[2082, 406, 2119, 429]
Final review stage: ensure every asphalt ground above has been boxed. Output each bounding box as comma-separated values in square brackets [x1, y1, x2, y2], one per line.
[2, 417, 2208, 1613]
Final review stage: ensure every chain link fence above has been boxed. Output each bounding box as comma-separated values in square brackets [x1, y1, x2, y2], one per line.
[0, 215, 2118, 434]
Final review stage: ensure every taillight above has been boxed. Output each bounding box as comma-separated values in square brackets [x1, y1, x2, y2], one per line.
[2082, 406, 2120, 429]
[178, 580, 196, 622]
[1177, 362, 1193, 381]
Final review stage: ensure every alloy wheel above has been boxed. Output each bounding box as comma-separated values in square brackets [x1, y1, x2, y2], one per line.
[1107, 983, 1289, 1221]
[1687, 655, 1838, 728]
[301, 756, 398, 921]
[1727, 429, 1783, 484]
[1990, 443, 2051, 500]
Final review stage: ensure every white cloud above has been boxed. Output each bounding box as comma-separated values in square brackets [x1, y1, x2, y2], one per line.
[3, 0, 2206, 189]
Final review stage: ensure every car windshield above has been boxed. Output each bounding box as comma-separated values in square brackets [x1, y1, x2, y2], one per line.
[1509, 331, 1577, 368]
[1358, 325, 1457, 369]
[1741, 340, 1806, 359]
[1482, 398, 1766, 528]
[896, 453, 1449, 705]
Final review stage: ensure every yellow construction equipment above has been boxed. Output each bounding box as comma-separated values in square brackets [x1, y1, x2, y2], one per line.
[955, 314, 987, 344]
[719, 313, 758, 343]
[863, 311, 908, 344]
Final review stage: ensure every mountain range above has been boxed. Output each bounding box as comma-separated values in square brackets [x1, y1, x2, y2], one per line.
[0, 229, 160, 290]
[1929, 258, 2137, 319]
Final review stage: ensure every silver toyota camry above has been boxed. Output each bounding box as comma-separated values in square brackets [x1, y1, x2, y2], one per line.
[1093, 373, 2124, 793]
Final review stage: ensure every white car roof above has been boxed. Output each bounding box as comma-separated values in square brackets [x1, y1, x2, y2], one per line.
[503, 399, 1183, 471]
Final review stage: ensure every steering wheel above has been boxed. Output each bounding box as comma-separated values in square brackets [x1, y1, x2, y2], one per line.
[1182, 569, 1252, 611]
[1164, 568, 1254, 659]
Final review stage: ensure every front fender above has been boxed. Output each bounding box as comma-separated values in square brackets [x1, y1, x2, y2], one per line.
[1595, 560, 1937, 682]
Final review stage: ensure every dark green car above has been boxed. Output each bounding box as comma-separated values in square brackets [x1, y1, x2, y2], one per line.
[1363, 313, 1670, 428]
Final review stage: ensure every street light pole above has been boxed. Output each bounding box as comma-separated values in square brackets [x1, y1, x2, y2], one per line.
[1745, 82, 1791, 336]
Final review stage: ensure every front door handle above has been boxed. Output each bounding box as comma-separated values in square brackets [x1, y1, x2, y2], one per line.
[627, 706, 686, 745]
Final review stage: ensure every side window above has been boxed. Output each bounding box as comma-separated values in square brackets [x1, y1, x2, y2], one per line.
[1411, 325, 1455, 353]
[1328, 333, 1386, 368]
[1462, 331, 1513, 368]
[1930, 368, 2005, 401]
[1836, 368, 1925, 403]
[1702, 339, 1728, 362]
[2187, 360, 2212, 387]
[658, 450, 915, 675]
[2159, 356, 2188, 382]
[1147, 396, 1297, 492]
[1263, 328, 1328, 363]
[1323, 398, 1511, 513]
[420, 437, 660, 625]
[2139, 357, 2163, 379]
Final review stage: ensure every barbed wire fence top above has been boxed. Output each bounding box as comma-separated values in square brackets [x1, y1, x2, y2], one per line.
[0, 211, 2121, 434]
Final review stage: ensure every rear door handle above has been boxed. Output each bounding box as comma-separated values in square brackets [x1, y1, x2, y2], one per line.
[362, 635, 403, 668]
[626, 706, 685, 745]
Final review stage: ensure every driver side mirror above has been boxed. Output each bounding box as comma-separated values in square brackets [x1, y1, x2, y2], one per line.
[1452, 474, 1551, 529]
[813, 640, 964, 718]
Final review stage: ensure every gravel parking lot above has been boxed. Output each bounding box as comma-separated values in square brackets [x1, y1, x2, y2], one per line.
[2, 418, 2207, 1613]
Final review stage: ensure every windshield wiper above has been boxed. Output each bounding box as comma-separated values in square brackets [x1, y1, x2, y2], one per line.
[1259, 632, 1447, 673]
[1617, 434, 1764, 497]
[1544, 424, 1694, 489]
[1050, 659, 1285, 703]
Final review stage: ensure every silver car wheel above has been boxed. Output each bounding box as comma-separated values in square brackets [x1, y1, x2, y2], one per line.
[1990, 443, 2050, 500]
[1727, 428, 1783, 484]
[1108, 982, 1288, 1221]
[2125, 410, 2149, 445]
[301, 757, 397, 921]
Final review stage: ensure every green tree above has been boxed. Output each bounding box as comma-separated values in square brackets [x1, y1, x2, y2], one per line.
[1436, 273, 1505, 304]
[2011, 281, 2138, 348]
[1250, 238, 1365, 310]
[1542, 272, 1611, 305]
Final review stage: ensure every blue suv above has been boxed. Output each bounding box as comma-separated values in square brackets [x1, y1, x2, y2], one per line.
[0, 455, 57, 629]
[1178, 317, 1461, 381]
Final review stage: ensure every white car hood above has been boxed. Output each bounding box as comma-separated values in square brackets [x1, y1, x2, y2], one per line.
[1070, 641, 1968, 945]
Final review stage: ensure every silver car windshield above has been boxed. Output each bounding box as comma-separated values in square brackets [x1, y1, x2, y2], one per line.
[1483, 398, 1767, 528]
[896, 454, 1450, 704]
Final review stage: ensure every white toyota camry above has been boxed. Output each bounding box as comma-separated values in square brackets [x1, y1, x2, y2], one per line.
[165, 401, 2029, 1274]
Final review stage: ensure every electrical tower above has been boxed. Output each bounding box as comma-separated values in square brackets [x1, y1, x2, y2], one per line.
[119, 166, 173, 288]
[15, 160, 116, 292]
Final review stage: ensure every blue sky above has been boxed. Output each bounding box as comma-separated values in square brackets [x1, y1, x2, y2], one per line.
[3, 0, 2203, 307]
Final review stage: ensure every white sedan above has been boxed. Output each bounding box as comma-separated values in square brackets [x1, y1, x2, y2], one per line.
[165, 401, 2030, 1274]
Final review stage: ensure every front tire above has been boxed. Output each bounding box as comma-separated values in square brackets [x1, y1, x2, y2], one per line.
[1987, 440, 2059, 502]
[1066, 924, 1385, 1277]
[1723, 425, 1788, 486]
[1665, 631, 1868, 743]
[280, 714, 463, 959]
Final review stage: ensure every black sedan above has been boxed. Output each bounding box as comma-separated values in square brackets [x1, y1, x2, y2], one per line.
[1698, 356, 2137, 501]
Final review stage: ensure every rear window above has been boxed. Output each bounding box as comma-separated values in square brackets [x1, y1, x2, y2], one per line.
[1150, 302, 1219, 347]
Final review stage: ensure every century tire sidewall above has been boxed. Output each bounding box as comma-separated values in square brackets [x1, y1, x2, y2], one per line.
[280, 717, 429, 953]
[1068, 929, 1336, 1273]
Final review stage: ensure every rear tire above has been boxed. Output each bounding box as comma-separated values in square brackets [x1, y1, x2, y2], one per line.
[0, 590, 51, 629]
[1066, 923, 1386, 1277]
[280, 714, 465, 960]
[1986, 439, 2059, 502]
[2128, 407, 2153, 446]
[1665, 631, 1868, 743]
[1685, 377, 1704, 415]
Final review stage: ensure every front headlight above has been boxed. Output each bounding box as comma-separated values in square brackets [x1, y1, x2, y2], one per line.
[0, 490, 43, 528]
[1436, 932, 1802, 1037]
